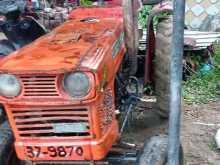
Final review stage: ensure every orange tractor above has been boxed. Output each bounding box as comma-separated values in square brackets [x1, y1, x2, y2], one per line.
[0, 0, 185, 164]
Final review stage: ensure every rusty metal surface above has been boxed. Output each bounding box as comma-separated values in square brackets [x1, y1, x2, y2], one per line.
[99, 89, 114, 134]
[0, 8, 124, 72]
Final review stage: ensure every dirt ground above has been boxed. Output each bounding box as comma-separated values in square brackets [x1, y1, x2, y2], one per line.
[122, 100, 220, 165]
[182, 102, 220, 165]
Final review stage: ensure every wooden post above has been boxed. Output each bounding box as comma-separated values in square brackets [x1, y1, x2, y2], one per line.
[122, 0, 140, 75]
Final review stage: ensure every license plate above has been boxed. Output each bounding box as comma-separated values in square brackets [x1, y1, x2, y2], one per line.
[25, 146, 83, 159]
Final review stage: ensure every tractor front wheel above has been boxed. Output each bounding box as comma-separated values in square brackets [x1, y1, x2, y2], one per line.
[135, 135, 183, 165]
[0, 121, 20, 165]
[154, 16, 173, 118]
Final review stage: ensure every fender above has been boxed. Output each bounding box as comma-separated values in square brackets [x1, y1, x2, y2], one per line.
[144, 1, 173, 84]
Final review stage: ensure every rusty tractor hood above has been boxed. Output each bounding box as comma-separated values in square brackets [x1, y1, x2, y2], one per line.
[0, 18, 123, 73]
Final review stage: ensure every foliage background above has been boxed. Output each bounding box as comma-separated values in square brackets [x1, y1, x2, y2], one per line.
[183, 46, 220, 104]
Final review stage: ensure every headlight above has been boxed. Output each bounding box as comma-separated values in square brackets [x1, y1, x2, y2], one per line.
[0, 74, 21, 98]
[63, 72, 90, 98]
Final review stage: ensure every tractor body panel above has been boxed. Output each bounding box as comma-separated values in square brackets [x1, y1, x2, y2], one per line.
[0, 8, 123, 72]
[0, 6, 126, 161]
[69, 6, 123, 20]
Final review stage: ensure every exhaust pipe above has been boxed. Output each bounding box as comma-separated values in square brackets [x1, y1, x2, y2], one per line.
[167, 0, 185, 164]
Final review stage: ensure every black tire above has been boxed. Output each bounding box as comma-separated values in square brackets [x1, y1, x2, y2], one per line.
[154, 16, 173, 118]
[0, 106, 5, 124]
[135, 135, 183, 165]
[0, 121, 20, 165]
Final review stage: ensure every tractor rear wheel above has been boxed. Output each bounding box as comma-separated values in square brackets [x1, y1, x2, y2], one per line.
[154, 16, 173, 118]
[135, 135, 183, 165]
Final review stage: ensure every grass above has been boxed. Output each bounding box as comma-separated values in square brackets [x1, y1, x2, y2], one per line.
[138, 5, 152, 28]
[138, 5, 170, 29]
[183, 45, 220, 104]
[80, 0, 93, 6]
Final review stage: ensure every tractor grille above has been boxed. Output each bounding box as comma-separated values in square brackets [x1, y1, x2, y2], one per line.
[10, 106, 91, 138]
[19, 75, 60, 97]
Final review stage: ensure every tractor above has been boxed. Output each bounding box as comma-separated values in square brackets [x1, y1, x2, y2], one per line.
[0, 0, 184, 164]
